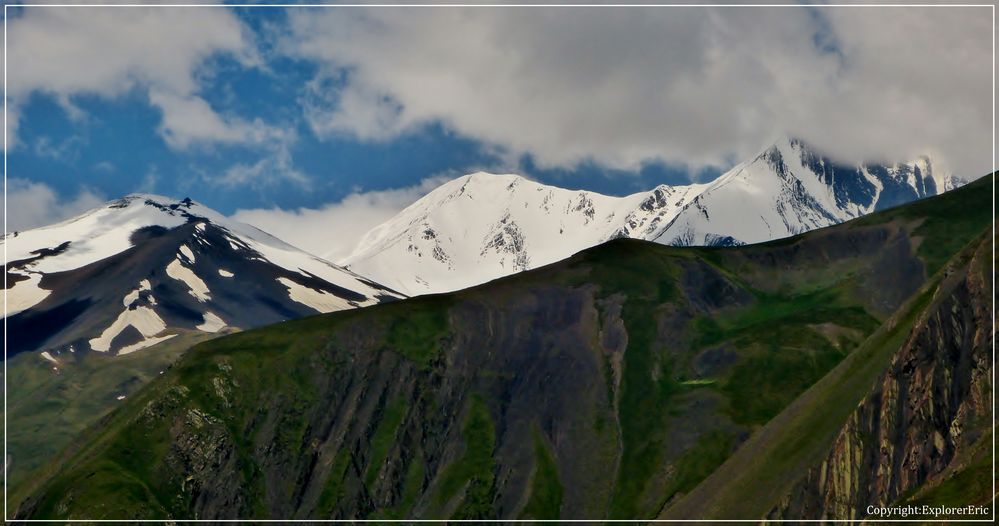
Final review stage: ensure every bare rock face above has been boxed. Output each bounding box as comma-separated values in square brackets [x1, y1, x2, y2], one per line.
[768, 235, 994, 521]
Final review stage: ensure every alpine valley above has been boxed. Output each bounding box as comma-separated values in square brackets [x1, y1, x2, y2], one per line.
[8, 163, 994, 522]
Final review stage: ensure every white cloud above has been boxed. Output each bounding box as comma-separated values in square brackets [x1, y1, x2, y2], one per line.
[148, 90, 279, 150]
[6, 7, 275, 151]
[232, 176, 451, 261]
[284, 6, 992, 179]
[300, 76, 407, 141]
[209, 129, 309, 189]
[3, 179, 105, 232]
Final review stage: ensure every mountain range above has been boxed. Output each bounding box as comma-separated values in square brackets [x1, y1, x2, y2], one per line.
[340, 137, 962, 295]
[11, 172, 993, 521]
[5, 137, 962, 356]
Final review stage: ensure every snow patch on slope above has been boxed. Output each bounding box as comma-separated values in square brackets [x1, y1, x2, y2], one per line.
[166, 258, 210, 302]
[122, 279, 152, 307]
[179, 244, 196, 263]
[88, 306, 167, 352]
[277, 277, 353, 313]
[118, 334, 177, 355]
[196, 311, 226, 333]
[6, 273, 51, 316]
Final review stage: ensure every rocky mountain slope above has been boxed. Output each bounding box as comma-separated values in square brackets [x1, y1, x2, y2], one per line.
[12, 174, 991, 521]
[768, 235, 993, 521]
[341, 137, 962, 295]
[661, 225, 994, 521]
[3, 194, 401, 358]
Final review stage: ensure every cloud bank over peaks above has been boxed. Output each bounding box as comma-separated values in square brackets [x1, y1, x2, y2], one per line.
[284, 6, 991, 179]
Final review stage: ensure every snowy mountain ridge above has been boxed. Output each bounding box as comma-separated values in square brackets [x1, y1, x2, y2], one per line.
[5, 194, 401, 357]
[341, 137, 962, 296]
[338, 173, 704, 295]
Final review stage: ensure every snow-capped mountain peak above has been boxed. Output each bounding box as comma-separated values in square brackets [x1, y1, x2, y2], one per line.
[654, 137, 959, 246]
[340, 172, 682, 295]
[5, 194, 401, 358]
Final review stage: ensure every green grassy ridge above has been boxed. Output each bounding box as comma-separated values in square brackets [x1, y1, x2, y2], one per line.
[721, 335, 849, 426]
[850, 173, 994, 275]
[16, 376, 185, 519]
[660, 227, 991, 520]
[691, 286, 879, 426]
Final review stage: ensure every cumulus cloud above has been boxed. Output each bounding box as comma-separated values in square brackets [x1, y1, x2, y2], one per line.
[232, 176, 452, 261]
[6, 6, 275, 151]
[284, 6, 992, 178]
[148, 91, 281, 150]
[3, 179, 106, 232]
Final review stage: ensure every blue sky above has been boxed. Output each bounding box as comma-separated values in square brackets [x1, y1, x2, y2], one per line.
[10, 72, 709, 210]
[4, 5, 991, 258]
[7, 7, 713, 218]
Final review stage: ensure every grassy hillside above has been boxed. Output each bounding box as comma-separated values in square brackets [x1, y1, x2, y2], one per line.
[2, 331, 225, 493]
[11, 175, 994, 520]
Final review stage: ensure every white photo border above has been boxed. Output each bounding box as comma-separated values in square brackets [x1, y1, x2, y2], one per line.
[2, 2, 995, 523]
